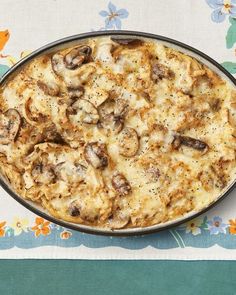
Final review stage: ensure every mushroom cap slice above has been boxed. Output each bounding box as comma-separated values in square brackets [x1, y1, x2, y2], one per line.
[64, 46, 92, 70]
[37, 80, 59, 96]
[114, 98, 129, 117]
[84, 142, 108, 169]
[0, 109, 21, 144]
[111, 173, 131, 196]
[68, 200, 81, 217]
[67, 85, 84, 100]
[118, 127, 139, 157]
[98, 114, 124, 135]
[68, 198, 101, 222]
[41, 124, 65, 145]
[98, 98, 128, 134]
[23, 97, 48, 126]
[111, 37, 144, 47]
[108, 210, 130, 229]
[68, 99, 99, 125]
[173, 135, 208, 151]
[31, 162, 56, 184]
[151, 62, 173, 82]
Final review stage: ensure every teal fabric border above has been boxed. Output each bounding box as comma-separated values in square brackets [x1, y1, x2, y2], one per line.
[0, 215, 235, 250]
[0, 260, 235, 295]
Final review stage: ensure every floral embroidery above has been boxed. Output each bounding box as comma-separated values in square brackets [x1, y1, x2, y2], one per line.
[185, 218, 203, 235]
[0, 2, 234, 251]
[206, 0, 236, 22]
[11, 217, 29, 236]
[60, 230, 72, 239]
[0, 30, 10, 51]
[31, 217, 51, 237]
[0, 221, 6, 237]
[207, 216, 228, 234]
[0, 29, 10, 77]
[228, 219, 236, 234]
[3, 50, 31, 66]
[99, 2, 129, 29]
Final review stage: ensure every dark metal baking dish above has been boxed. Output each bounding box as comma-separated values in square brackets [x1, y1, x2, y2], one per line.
[0, 30, 235, 236]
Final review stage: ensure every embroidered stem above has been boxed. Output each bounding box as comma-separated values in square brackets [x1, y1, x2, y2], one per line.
[169, 230, 185, 248]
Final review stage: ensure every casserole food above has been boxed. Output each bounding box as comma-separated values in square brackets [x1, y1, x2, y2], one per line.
[0, 31, 236, 235]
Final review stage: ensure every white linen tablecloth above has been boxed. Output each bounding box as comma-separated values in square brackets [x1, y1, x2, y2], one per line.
[0, 0, 235, 259]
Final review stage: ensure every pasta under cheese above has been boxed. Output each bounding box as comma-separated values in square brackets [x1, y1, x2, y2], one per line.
[0, 36, 236, 229]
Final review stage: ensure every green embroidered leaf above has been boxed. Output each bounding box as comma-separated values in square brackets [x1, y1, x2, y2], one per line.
[201, 216, 208, 230]
[226, 17, 236, 49]
[0, 64, 9, 77]
[221, 61, 236, 74]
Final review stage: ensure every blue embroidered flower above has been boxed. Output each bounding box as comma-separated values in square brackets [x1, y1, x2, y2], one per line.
[206, 0, 236, 22]
[99, 2, 129, 30]
[207, 216, 228, 234]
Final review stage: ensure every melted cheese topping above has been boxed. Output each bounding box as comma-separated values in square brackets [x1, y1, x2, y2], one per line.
[0, 36, 236, 229]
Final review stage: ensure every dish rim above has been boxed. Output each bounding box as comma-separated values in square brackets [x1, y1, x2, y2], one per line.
[1, 29, 236, 237]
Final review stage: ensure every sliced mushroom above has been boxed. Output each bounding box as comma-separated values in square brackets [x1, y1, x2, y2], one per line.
[84, 142, 108, 169]
[24, 97, 48, 125]
[98, 114, 124, 134]
[0, 109, 21, 144]
[114, 98, 129, 117]
[98, 98, 115, 118]
[31, 162, 56, 184]
[40, 124, 65, 145]
[37, 80, 60, 96]
[68, 99, 99, 125]
[64, 46, 92, 70]
[68, 199, 99, 222]
[118, 127, 139, 157]
[172, 135, 182, 149]
[108, 210, 130, 229]
[111, 37, 144, 47]
[67, 85, 84, 100]
[172, 135, 208, 151]
[151, 62, 173, 82]
[55, 161, 86, 183]
[112, 173, 131, 196]
[98, 98, 128, 134]
[68, 200, 81, 217]
[52, 53, 95, 90]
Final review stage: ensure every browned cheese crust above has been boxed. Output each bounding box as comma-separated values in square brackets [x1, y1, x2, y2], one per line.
[0, 36, 236, 229]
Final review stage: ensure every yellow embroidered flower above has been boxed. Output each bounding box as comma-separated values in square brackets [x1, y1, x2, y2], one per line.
[6, 50, 31, 66]
[0, 221, 6, 237]
[185, 218, 202, 236]
[11, 217, 29, 236]
[60, 230, 72, 240]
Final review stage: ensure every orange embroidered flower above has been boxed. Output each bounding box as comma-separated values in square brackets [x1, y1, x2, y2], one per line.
[229, 219, 236, 235]
[0, 30, 10, 51]
[60, 230, 72, 240]
[0, 221, 6, 237]
[31, 217, 51, 237]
